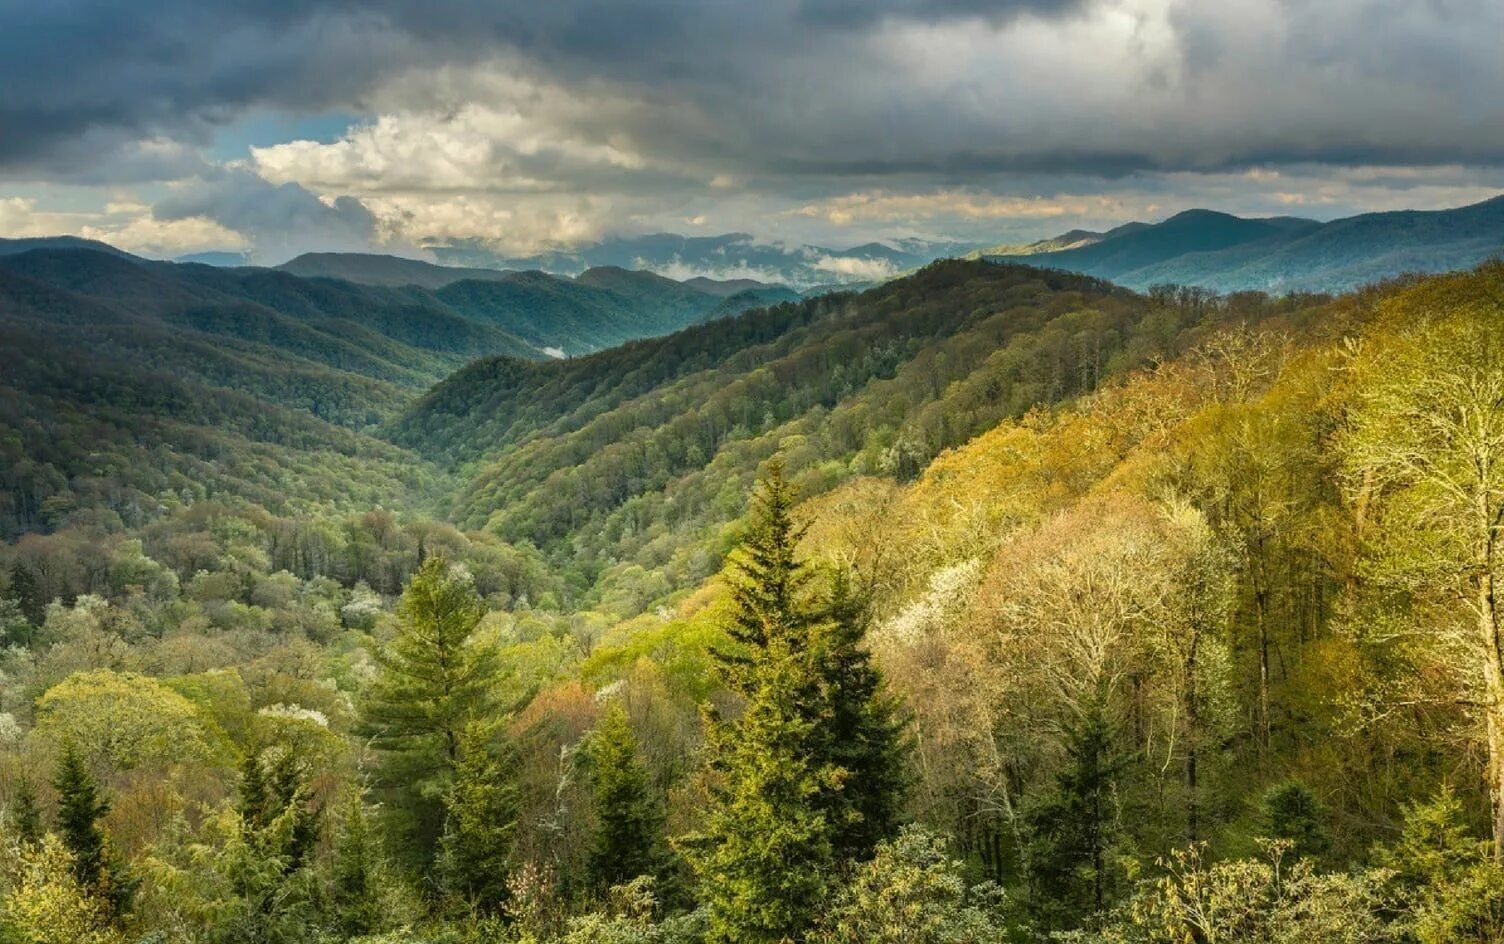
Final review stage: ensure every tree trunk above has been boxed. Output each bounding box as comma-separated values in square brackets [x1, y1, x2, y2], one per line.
[1186, 630, 1201, 845]
[1482, 535, 1504, 859]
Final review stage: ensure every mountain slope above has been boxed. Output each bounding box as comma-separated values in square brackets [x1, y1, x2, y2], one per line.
[434, 269, 731, 355]
[392, 260, 1295, 600]
[0, 244, 818, 539]
[0, 249, 537, 379]
[994, 195, 1504, 292]
[0, 235, 137, 258]
[0, 265, 449, 538]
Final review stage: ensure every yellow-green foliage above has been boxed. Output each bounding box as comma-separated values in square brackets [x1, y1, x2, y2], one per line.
[33, 669, 225, 771]
[1, 835, 122, 944]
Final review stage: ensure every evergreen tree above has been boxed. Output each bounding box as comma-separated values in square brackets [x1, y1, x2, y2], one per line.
[691, 641, 834, 944]
[359, 555, 502, 863]
[238, 748, 321, 872]
[12, 774, 42, 847]
[267, 752, 322, 873]
[1260, 781, 1331, 862]
[237, 748, 271, 831]
[54, 741, 108, 890]
[437, 720, 519, 913]
[7, 561, 43, 628]
[689, 460, 906, 943]
[583, 703, 667, 893]
[1027, 703, 1129, 926]
[816, 571, 908, 861]
[330, 791, 386, 937]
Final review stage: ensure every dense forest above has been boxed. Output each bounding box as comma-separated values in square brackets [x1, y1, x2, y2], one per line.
[3, 253, 1504, 943]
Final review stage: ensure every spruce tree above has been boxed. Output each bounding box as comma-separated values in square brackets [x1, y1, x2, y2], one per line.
[692, 639, 834, 944]
[330, 791, 385, 937]
[12, 774, 42, 846]
[268, 752, 322, 872]
[690, 460, 906, 942]
[1260, 781, 1331, 861]
[237, 748, 271, 831]
[583, 703, 667, 893]
[359, 555, 501, 863]
[7, 561, 43, 628]
[54, 740, 108, 889]
[437, 720, 518, 913]
[816, 570, 908, 861]
[1026, 703, 1128, 926]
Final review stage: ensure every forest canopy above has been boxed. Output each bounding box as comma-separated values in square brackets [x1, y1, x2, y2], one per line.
[4, 257, 1504, 942]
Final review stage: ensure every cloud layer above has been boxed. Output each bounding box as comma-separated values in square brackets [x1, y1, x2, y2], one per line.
[2, 0, 1502, 262]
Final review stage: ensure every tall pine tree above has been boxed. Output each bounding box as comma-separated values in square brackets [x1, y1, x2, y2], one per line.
[1026, 702, 1129, 927]
[11, 774, 42, 847]
[330, 791, 387, 937]
[359, 555, 502, 865]
[436, 720, 518, 913]
[52, 739, 133, 918]
[54, 741, 108, 890]
[816, 571, 908, 861]
[583, 703, 668, 894]
[7, 561, 43, 628]
[688, 461, 907, 943]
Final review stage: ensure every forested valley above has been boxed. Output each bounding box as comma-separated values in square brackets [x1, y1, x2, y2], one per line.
[4, 251, 1504, 943]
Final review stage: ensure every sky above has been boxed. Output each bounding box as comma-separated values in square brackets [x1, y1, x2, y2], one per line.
[2, 0, 1502, 264]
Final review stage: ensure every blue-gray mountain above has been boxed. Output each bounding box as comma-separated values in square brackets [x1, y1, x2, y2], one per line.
[987, 195, 1504, 293]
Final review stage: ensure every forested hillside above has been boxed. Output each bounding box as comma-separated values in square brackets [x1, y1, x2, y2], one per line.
[3, 257, 1504, 943]
[395, 262, 1308, 608]
[0, 245, 798, 542]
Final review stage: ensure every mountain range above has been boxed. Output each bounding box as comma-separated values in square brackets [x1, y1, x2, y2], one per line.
[425, 231, 974, 289]
[988, 194, 1504, 293]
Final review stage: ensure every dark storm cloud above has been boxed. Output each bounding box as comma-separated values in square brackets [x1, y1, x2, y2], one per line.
[0, 0, 1082, 175]
[3, 0, 1504, 235]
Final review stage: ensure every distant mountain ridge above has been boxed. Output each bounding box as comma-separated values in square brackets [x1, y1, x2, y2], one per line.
[428, 231, 973, 289]
[276, 251, 516, 289]
[0, 235, 137, 258]
[0, 244, 810, 363]
[988, 195, 1504, 292]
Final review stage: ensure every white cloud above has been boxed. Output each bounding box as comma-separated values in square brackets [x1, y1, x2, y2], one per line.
[0, 194, 247, 256]
[809, 255, 898, 280]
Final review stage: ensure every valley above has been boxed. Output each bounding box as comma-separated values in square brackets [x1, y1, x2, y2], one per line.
[5, 225, 1504, 940]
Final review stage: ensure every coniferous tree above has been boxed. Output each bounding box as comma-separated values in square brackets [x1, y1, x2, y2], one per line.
[54, 741, 108, 890]
[237, 749, 271, 831]
[7, 561, 43, 628]
[817, 571, 908, 861]
[12, 775, 42, 847]
[359, 555, 501, 863]
[583, 703, 667, 893]
[330, 791, 386, 937]
[692, 638, 834, 944]
[689, 462, 834, 942]
[268, 752, 322, 873]
[1027, 703, 1129, 927]
[437, 720, 519, 913]
[1261, 781, 1331, 862]
[690, 460, 905, 942]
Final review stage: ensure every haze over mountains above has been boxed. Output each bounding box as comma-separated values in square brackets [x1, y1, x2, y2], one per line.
[424, 231, 974, 288]
[141, 193, 1504, 298]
